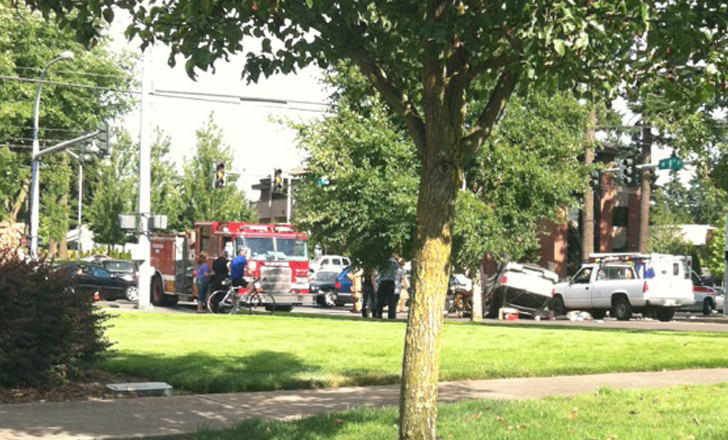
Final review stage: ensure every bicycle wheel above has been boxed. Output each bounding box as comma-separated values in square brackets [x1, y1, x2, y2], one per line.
[207, 289, 234, 314]
[246, 292, 276, 314]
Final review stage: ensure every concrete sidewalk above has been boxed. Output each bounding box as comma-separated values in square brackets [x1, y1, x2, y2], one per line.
[2, 368, 727, 440]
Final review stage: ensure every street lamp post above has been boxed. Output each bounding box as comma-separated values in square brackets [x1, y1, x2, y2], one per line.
[29, 51, 74, 260]
[66, 144, 97, 260]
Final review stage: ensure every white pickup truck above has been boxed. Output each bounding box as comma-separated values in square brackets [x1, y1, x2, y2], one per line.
[551, 253, 694, 321]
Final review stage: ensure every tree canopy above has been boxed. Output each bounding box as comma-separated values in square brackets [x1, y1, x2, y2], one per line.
[0, 1, 135, 251]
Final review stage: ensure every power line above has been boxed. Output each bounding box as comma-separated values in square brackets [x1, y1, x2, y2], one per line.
[154, 88, 330, 107]
[0, 75, 141, 94]
[149, 92, 241, 105]
[2, 125, 86, 133]
[14, 66, 134, 81]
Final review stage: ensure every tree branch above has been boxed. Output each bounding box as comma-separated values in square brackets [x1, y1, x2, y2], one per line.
[345, 43, 427, 156]
[461, 67, 521, 162]
[465, 54, 516, 83]
[302, 11, 427, 156]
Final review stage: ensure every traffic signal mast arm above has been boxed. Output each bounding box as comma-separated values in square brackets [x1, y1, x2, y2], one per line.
[33, 130, 100, 159]
[604, 160, 696, 173]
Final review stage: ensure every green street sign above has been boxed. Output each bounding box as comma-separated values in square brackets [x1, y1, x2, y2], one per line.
[658, 157, 683, 170]
[670, 157, 683, 170]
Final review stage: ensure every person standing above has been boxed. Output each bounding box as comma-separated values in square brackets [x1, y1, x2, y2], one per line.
[196, 253, 211, 313]
[230, 247, 248, 287]
[361, 268, 377, 318]
[347, 267, 363, 313]
[211, 250, 229, 292]
[396, 259, 410, 313]
[376, 256, 399, 319]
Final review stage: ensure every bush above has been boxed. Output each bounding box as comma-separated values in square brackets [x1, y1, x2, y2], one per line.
[0, 251, 111, 387]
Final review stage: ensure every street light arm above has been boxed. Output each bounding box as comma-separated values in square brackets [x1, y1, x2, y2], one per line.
[33, 53, 75, 136]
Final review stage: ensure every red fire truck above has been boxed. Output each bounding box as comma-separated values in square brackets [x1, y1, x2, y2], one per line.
[149, 222, 312, 310]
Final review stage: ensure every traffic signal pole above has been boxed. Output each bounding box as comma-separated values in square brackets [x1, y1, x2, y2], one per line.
[137, 55, 152, 309]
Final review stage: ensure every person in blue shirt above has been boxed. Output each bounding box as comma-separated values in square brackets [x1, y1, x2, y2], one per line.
[230, 247, 248, 287]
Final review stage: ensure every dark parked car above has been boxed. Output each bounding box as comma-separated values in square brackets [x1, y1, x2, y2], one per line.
[310, 270, 340, 307]
[57, 263, 136, 301]
[100, 260, 140, 302]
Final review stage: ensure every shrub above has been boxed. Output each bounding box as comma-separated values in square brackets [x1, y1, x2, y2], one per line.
[0, 251, 111, 387]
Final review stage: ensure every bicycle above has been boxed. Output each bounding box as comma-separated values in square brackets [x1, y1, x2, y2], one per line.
[206, 277, 276, 315]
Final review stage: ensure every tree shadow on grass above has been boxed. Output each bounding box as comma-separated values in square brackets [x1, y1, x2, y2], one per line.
[101, 350, 397, 394]
[199, 405, 399, 440]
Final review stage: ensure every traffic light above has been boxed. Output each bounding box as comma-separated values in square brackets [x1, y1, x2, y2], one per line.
[622, 158, 635, 186]
[273, 169, 283, 193]
[214, 162, 226, 188]
[95, 122, 110, 156]
[589, 170, 601, 189]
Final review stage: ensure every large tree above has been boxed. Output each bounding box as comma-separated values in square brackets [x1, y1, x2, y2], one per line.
[26, 1, 728, 438]
[177, 115, 257, 228]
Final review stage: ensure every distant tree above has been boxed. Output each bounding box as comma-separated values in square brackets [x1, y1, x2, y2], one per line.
[178, 115, 256, 227]
[149, 130, 185, 231]
[86, 130, 136, 246]
[705, 223, 726, 281]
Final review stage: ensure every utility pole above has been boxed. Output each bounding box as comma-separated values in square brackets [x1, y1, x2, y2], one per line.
[137, 55, 152, 309]
[582, 108, 596, 258]
[286, 175, 292, 223]
[638, 124, 652, 253]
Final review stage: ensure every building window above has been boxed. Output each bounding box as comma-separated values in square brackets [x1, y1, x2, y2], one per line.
[613, 207, 628, 228]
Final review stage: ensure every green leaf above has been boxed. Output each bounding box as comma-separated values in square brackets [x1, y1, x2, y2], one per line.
[641, 3, 649, 24]
[553, 39, 565, 56]
[103, 8, 114, 24]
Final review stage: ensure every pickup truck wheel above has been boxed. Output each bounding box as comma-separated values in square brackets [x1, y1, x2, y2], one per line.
[703, 299, 714, 316]
[656, 307, 676, 322]
[612, 296, 632, 321]
[550, 296, 566, 316]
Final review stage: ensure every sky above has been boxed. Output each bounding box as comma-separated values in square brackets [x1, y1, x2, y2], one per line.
[108, 16, 328, 200]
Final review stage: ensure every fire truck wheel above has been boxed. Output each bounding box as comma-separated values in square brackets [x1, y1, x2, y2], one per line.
[151, 275, 165, 306]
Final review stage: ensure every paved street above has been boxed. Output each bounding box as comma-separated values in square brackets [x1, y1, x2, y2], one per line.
[2, 368, 727, 440]
[100, 300, 728, 333]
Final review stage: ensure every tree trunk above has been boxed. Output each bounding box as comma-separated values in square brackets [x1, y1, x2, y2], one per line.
[8, 180, 30, 224]
[582, 108, 596, 257]
[470, 265, 482, 322]
[48, 237, 57, 258]
[638, 124, 652, 253]
[399, 140, 462, 440]
[59, 193, 69, 259]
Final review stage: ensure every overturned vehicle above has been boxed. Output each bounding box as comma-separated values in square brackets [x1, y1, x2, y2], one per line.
[484, 262, 559, 319]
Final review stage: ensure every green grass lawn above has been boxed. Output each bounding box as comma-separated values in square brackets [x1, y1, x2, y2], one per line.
[171, 383, 728, 440]
[102, 312, 728, 394]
